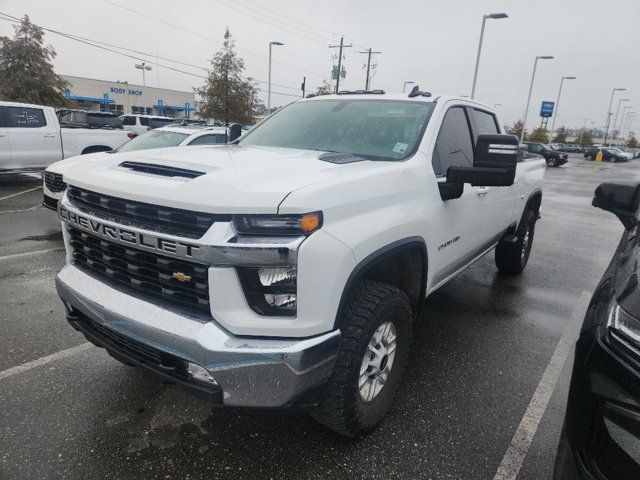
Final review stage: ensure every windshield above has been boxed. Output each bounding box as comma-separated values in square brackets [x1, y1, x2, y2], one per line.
[115, 130, 189, 153]
[239, 99, 435, 161]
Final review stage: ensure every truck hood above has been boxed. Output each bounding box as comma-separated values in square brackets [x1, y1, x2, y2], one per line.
[62, 145, 372, 213]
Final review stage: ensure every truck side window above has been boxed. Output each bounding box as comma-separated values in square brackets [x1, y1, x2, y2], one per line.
[122, 116, 136, 126]
[0, 107, 6, 127]
[188, 134, 227, 145]
[473, 109, 499, 134]
[432, 107, 474, 176]
[5, 107, 47, 128]
[139, 117, 150, 127]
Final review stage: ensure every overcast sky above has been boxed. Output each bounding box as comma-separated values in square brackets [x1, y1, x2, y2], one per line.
[1, 0, 638, 132]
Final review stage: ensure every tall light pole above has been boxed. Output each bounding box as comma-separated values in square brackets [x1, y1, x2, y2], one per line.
[403, 81, 415, 93]
[612, 99, 630, 142]
[134, 62, 152, 87]
[620, 114, 635, 147]
[577, 118, 591, 146]
[547, 76, 576, 144]
[268, 41, 284, 114]
[626, 118, 637, 146]
[603, 88, 626, 145]
[520, 55, 554, 142]
[470, 13, 508, 99]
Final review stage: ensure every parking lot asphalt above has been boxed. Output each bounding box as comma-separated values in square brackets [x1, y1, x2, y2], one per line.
[0, 156, 637, 480]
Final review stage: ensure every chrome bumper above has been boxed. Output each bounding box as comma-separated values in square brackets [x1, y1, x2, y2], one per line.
[56, 264, 341, 408]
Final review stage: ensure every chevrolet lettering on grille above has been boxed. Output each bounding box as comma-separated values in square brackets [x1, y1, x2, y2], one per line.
[59, 205, 200, 258]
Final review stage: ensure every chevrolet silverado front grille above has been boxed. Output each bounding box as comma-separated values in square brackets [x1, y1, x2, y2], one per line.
[67, 186, 230, 239]
[44, 171, 67, 192]
[68, 227, 210, 311]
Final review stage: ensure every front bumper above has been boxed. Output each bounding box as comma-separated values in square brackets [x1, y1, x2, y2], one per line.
[56, 264, 341, 408]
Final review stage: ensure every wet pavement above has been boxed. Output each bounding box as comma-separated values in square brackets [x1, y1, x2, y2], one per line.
[1, 156, 638, 479]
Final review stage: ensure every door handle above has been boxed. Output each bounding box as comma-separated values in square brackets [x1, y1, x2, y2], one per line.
[43, 133, 56, 138]
[476, 187, 490, 196]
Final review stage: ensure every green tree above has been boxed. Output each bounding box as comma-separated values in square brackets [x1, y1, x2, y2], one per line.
[552, 126, 567, 143]
[0, 15, 69, 107]
[628, 136, 638, 148]
[527, 127, 549, 143]
[575, 129, 593, 147]
[196, 28, 259, 124]
[315, 79, 332, 95]
[506, 120, 525, 140]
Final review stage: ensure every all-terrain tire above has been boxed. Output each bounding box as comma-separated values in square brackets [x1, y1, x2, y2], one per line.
[495, 209, 537, 275]
[312, 280, 413, 437]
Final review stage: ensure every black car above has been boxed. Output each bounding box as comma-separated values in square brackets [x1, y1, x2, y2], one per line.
[554, 182, 640, 479]
[523, 142, 569, 167]
[584, 147, 629, 163]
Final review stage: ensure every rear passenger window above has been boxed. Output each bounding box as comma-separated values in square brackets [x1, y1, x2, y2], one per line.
[473, 109, 499, 134]
[139, 117, 149, 126]
[432, 107, 474, 176]
[122, 116, 136, 126]
[188, 134, 227, 146]
[5, 107, 47, 128]
[0, 107, 6, 128]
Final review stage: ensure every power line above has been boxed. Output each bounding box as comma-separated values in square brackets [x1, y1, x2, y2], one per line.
[211, 0, 330, 44]
[0, 14, 302, 98]
[99, 0, 326, 78]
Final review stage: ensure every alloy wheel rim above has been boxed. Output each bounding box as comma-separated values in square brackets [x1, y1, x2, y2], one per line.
[359, 322, 397, 402]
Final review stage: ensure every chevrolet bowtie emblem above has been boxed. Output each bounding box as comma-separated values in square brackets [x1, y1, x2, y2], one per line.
[172, 272, 192, 282]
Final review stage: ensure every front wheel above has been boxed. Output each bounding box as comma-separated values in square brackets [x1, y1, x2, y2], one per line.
[546, 158, 558, 167]
[495, 209, 536, 275]
[312, 280, 413, 437]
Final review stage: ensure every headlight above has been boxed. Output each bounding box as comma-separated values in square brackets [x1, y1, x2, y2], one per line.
[237, 266, 297, 316]
[233, 212, 322, 236]
[607, 301, 640, 352]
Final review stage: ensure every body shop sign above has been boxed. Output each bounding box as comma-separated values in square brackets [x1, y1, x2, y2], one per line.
[110, 87, 143, 96]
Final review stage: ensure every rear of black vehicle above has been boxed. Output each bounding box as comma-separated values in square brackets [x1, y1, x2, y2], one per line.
[524, 142, 568, 167]
[554, 182, 640, 479]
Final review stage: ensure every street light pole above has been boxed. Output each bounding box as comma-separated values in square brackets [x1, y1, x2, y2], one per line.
[618, 106, 632, 145]
[403, 81, 415, 93]
[578, 118, 590, 146]
[603, 88, 626, 145]
[134, 62, 152, 87]
[470, 13, 508, 99]
[611, 98, 630, 142]
[548, 76, 576, 144]
[620, 110, 635, 146]
[268, 41, 284, 114]
[521, 55, 554, 142]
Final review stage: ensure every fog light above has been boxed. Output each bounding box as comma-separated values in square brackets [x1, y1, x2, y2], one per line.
[186, 362, 218, 385]
[258, 266, 297, 287]
[264, 293, 297, 310]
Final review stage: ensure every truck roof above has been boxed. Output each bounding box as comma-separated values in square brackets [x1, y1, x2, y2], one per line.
[299, 91, 495, 111]
[0, 100, 55, 110]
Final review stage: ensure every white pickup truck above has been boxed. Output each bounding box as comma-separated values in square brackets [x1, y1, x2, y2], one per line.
[54, 90, 544, 436]
[0, 101, 129, 173]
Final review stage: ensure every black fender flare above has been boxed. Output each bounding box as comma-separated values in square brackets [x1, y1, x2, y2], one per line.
[333, 237, 428, 330]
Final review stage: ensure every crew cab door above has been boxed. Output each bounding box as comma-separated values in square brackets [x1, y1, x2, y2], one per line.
[468, 108, 515, 238]
[5, 105, 61, 169]
[0, 107, 10, 169]
[428, 105, 493, 287]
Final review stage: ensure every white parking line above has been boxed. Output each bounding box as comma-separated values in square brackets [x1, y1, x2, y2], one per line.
[0, 247, 64, 262]
[493, 291, 591, 480]
[0, 186, 41, 201]
[0, 343, 92, 381]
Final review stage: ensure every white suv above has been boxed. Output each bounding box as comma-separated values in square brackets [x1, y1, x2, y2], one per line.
[119, 114, 177, 136]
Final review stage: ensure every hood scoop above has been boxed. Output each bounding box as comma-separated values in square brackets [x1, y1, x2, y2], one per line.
[317, 152, 367, 164]
[119, 161, 205, 179]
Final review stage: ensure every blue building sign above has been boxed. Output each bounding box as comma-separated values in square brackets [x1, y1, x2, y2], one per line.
[540, 101, 555, 118]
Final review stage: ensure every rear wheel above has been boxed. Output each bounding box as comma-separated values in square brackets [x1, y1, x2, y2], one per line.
[312, 280, 413, 437]
[495, 209, 536, 274]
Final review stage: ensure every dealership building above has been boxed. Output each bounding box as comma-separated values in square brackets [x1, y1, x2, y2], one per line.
[60, 75, 197, 118]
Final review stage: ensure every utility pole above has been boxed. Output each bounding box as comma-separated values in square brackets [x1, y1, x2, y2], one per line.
[359, 48, 381, 90]
[301, 76, 306, 98]
[329, 37, 352, 93]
